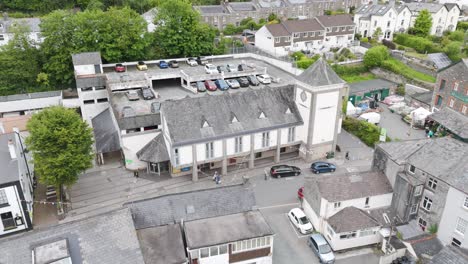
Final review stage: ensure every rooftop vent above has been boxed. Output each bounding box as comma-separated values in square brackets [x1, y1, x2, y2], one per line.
[33, 239, 72, 264]
[285, 107, 292, 114]
[186, 205, 195, 214]
[231, 112, 239, 123]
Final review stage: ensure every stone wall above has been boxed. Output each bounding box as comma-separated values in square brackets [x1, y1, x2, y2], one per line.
[370, 68, 435, 90]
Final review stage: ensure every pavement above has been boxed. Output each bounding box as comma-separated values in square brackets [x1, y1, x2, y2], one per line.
[379, 104, 426, 140]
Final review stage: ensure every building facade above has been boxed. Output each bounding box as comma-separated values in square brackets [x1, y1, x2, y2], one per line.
[406, 3, 460, 36]
[437, 187, 468, 249]
[0, 16, 42, 46]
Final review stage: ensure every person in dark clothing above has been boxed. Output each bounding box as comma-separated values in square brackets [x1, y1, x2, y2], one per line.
[345, 151, 350, 160]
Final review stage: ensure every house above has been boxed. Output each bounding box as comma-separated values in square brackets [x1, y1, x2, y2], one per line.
[429, 245, 468, 264]
[354, 4, 411, 40]
[437, 185, 468, 249]
[406, 3, 460, 36]
[142, 8, 157, 33]
[195, 0, 362, 30]
[0, 208, 145, 263]
[431, 59, 468, 116]
[348, 78, 396, 106]
[0, 91, 63, 118]
[0, 15, 42, 46]
[373, 137, 468, 244]
[0, 131, 34, 238]
[302, 171, 394, 251]
[426, 107, 468, 142]
[127, 184, 275, 264]
[254, 14, 354, 56]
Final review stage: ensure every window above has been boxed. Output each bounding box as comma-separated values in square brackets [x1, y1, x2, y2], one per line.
[464, 196, 468, 209]
[293, 33, 300, 38]
[318, 31, 323, 36]
[436, 95, 443, 106]
[287, 127, 295, 142]
[174, 148, 179, 166]
[449, 99, 455, 108]
[262, 132, 270, 148]
[285, 36, 291, 42]
[0, 189, 8, 206]
[200, 248, 209, 258]
[0, 34, 4, 41]
[301, 32, 307, 37]
[210, 246, 218, 256]
[334, 202, 341, 209]
[232, 237, 271, 253]
[387, 21, 391, 27]
[374, 21, 377, 27]
[452, 238, 462, 247]
[414, 185, 423, 196]
[326, 27, 331, 32]
[340, 231, 356, 239]
[1, 212, 15, 230]
[219, 245, 228, 254]
[422, 196, 433, 211]
[410, 204, 418, 214]
[97, 98, 108, 103]
[401, 20, 404, 26]
[205, 142, 214, 159]
[275, 37, 280, 43]
[190, 250, 199, 259]
[309, 31, 315, 37]
[418, 217, 427, 231]
[408, 165, 416, 174]
[365, 197, 370, 206]
[427, 178, 437, 190]
[340, 26, 345, 31]
[360, 229, 374, 237]
[454, 82, 459, 91]
[235, 137, 243, 153]
[83, 99, 94, 104]
[456, 217, 467, 235]
[440, 79, 446, 91]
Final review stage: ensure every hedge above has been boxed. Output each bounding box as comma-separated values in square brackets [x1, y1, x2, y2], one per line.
[342, 117, 385, 147]
[296, 54, 321, 69]
[393, 33, 442, 53]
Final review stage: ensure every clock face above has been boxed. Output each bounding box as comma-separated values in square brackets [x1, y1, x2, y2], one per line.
[300, 91, 307, 102]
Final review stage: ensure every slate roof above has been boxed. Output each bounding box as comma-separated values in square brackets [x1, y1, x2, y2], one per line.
[327, 206, 380, 233]
[282, 18, 324, 32]
[161, 86, 302, 147]
[92, 108, 121, 153]
[137, 133, 169, 163]
[297, 58, 345, 87]
[258, 0, 285, 8]
[411, 91, 433, 105]
[316, 14, 354, 27]
[76, 76, 106, 89]
[349, 78, 396, 94]
[430, 246, 468, 264]
[409, 234, 443, 258]
[444, 3, 460, 12]
[229, 2, 257, 11]
[117, 113, 161, 130]
[406, 3, 445, 13]
[377, 138, 430, 164]
[197, 5, 226, 14]
[127, 184, 256, 229]
[304, 171, 393, 202]
[71, 52, 102, 66]
[0, 91, 62, 103]
[265, 23, 290, 37]
[184, 210, 274, 249]
[0, 133, 19, 185]
[355, 4, 393, 17]
[137, 224, 187, 264]
[428, 107, 468, 139]
[0, 208, 145, 264]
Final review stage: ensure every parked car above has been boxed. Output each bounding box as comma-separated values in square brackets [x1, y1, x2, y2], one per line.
[237, 77, 250, 87]
[247, 75, 260, 86]
[217, 65, 227, 73]
[169, 60, 179, 68]
[186, 57, 198, 66]
[204, 80, 217, 91]
[158, 60, 169, 69]
[270, 165, 301, 178]
[196, 56, 208, 65]
[257, 74, 272, 84]
[205, 64, 218, 74]
[298, 187, 304, 200]
[308, 234, 335, 264]
[288, 208, 313, 234]
[126, 90, 139, 101]
[215, 79, 229, 91]
[227, 64, 238, 72]
[114, 63, 125, 72]
[196, 81, 206, 92]
[141, 87, 154, 100]
[226, 79, 240, 89]
[136, 61, 147, 71]
[311, 162, 336, 174]
[238, 64, 248, 71]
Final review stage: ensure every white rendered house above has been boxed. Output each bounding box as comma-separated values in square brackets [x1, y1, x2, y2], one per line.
[407, 3, 460, 36]
[437, 186, 468, 249]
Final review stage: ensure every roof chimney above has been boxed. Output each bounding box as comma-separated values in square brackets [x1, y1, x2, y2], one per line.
[8, 139, 17, 159]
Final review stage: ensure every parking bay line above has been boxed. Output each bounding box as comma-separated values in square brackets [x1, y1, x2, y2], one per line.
[258, 202, 300, 210]
[285, 213, 310, 239]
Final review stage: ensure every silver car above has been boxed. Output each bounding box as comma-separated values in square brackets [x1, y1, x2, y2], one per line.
[226, 79, 240, 89]
[308, 234, 335, 264]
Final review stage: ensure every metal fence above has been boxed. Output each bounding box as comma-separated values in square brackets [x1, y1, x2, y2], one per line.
[227, 44, 295, 65]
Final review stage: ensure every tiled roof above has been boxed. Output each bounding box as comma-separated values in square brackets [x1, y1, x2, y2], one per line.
[265, 23, 290, 37]
[327, 206, 380, 233]
[282, 18, 324, 33]
[197, 5, 226, 14]
[316, 14, 354, 27]
[297, 58, 344, 87]
[430, 246, 468, 264]
[428, 107, 468, 139]
[406, 3, 445, 13]
[355, 4, 393, 16]
[137, 224, 187, 264]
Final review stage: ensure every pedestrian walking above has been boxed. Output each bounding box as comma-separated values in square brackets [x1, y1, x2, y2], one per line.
[216, 174, 221, 184]
[213, 171, 219, 182]
[345, 151, 350, 160]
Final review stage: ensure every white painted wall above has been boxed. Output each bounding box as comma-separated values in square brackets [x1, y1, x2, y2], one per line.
[325, 193, 394, 218]
[75, 65, 96, 76]
[303, 199, 321, 231]
[0, 95, 62, 114]
[326, 225, 383, 251]
[0, 185, 29, 236]
[395, 8, 412, 33]
[199, 253, 229, 264]
[312, 91, 339, 145]
[226, 135, 251, 156]
[254, 130, 277, 150]
[437, 187, 468, 249]
[254, 26, 278, 55]
[233, 255, 272, 264]
[295, 87, 311, 144]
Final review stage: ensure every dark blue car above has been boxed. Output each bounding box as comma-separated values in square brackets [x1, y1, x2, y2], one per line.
[311, 162, 336, 174]
[215, 79, 229, 91]
[158, 60, 169, 69]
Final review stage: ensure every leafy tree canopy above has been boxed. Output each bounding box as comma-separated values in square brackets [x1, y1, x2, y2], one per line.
[413, 9, 432, 37]
[363, 45, 389, 68]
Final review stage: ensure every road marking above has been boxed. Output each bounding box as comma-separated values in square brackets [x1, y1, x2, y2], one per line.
[346, 167, 358, 172]
[285, 213, 310, 239]
[259, 202, 299, 210]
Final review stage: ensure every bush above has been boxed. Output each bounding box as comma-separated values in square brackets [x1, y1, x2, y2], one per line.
[397, 45, 405, 50]
[456, 21, 468, 31]
[355, 33, 362, 40]
[342, 117, 383, 147]
[291, 51, 306, 60]
[381, 57, 436, 83]
[382, 39, 396, 50]
[394, 33, 441, 53]
[223, 24, 240, 35]
[445, 41, 462, 61]
[396, 85, 405, 96]
[332, 64, 368, 75]
[448, 30, 464, 42]
[296, 54, 320, 69]
[361, 37, 369, 43]
[363, 45, 389, 68]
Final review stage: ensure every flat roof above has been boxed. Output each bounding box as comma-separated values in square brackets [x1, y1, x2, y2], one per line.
[349, 78, 396, 94]
[137, 224, 187, 264]
[184, 211, 274, 249]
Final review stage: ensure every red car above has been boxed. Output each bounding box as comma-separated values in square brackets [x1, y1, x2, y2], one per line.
[204, 80, 217, 91]
[115, 63, 125, 72]
[298, 187, 304, 200]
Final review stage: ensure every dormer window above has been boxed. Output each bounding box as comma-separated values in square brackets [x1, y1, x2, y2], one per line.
[259, 111, 266, 119]
[231, 114, 239, 123]
[285, 107, 292, 114]
[201, 117, 210, 128]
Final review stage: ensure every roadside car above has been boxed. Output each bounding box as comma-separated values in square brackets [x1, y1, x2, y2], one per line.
[288, 208, 313, 234]
[114, 63, 125, 72]
[311, 162, 336, 174]
[196, 56, 208, 65]
[227, 64, 238, 72]
[158, 60, 169, 69]
[186, 57, 198, 66]
[195, 81, 206, 92]
[308, 234, 335, 264]
[126, 90, 139, 101]
[237, 77, 250, 87]
[270, 165, 301, 178]
[141, 87, 154, 100]
[226, 79, 240, 89]
[136, 61, 147, 71]
[204, 80, 217, 91]
[205, 64, 218, 74]
[247, 75, 260, 86]
[169, 60, 179, 68]
[215, 79, 229, 91]
[257, 74, 272, 84]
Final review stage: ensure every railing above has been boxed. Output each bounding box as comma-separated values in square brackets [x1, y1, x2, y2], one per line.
[228, 45, 295, 65]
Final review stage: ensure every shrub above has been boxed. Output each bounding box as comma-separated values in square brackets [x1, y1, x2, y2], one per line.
[448, 30, 464, 42]
[394, 33, 441, 53]
[296, 54, 320, 69]
[355, 33, 362, 40]
[396, 85, 405, 96]
[382, 39, 396, 50]
[397, 45, 405, 50]
[363, 45, 389, 68]
[456, 21, 468, 31]
[291, 51, 306, 60]
[361, 37, 369, 43]
[428, 224, 438, 234]
[223, 24, 240, 35]
[332, 64, 368, 75]
[342, 117, 383, 147]
[445, 41, 462, 61]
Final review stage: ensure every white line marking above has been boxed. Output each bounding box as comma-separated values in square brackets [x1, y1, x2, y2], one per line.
[259, 203, 299, 210]
[346, 167, 358, 172]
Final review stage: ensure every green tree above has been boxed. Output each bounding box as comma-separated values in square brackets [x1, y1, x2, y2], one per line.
[372, 27, 383, 41]
[363, 45, 389, 68]
[413, 9, 432, 37]
[445, 41, 462, 61]
[26, 106, 94, 206]
[448, 30, 464, 42]
[153, 0, 217, 57]
[223, 24, 240, 35]
[268, 13, 278, 22]
[0, 25, 43, 95]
